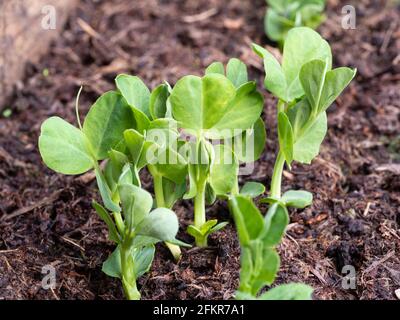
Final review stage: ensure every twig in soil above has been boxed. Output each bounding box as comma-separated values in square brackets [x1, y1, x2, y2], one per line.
[0, 248, 19, 254]
[380, 21, 397, 54]
[182, 8, 218, 23]
[77, 18, 102, 39]
[1, 190, 62, 221]
[375, 163, 400, 175]
[310, 267, 327, 285]
[60, 236, 85, 252]
[381, 224, 400, 241]
[363, 202, 372, 217]
[362, 250, 395, 281]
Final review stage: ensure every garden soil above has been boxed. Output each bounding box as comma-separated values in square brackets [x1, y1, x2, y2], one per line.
[0, 0, 399, 300]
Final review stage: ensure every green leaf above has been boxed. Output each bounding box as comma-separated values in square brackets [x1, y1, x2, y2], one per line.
[293, 111, 327, 164]
[39, 117, 93, 175]
[135, 208, 179, 241]
[299, 59, 329, 116]
[262, 203, 289, 247]
[95, 168, 121, 213]
[102, 246, 121, 278]
[132, 235, 160, 248]
[132, 245, 155, 278]
[187, 225, 202, 239]
[251, 247, 280, 295]
[106, 149, 129, 186]
[162, 178, 186, 209]
[234, 117, 266, 163]
[252, 43, 287, 101]
[281, 190, 313, 208]
[183, 163, 198, 200]
[238, 247, 253, 293]
[205, 61, 224, 75]
[118, 184, 153, 229]
[258, 283, 313, 300]
[318, 67, 356, 113]
[149, 147, 188, 184]
[259, 196, 280, 205]
[240, 182, 265, 198]
[300, 60, 356, 116]
[277, 112, 294, 166]
[115, 74, 151, 118]
[117, 163, 134, 186]
[92, 201, 120, 243]
[229, 195, 264, 246]
[226, 58, 248, 88]
[200, 219, 218, 235]
[253, 27, 332, 102]
[206, 82, 264, 139]
[170, 74, 236, 133]
[149, 84, 169, 120]
[124, 129, 145, 165]
[209, 221, 229, 234]
[264, 8, 289, 42]
[282, 27, 332, 101]
[205, 182, 217, 205]
[83, 91, 133, 160]
[209, 144, 239, 195]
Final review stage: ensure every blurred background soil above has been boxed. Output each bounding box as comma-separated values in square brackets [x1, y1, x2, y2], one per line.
[0, 0, 399, 300]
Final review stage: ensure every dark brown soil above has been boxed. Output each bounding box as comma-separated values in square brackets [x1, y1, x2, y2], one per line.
[0, 0, 399, 300]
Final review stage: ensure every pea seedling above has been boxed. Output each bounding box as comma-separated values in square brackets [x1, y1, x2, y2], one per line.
[253, 27, 356, 206]
[115, 75, 189, 260]
[265, 0, 326, 47]
[229, 195, 313, 300]
[39, 86, 182, 299]
[168, 59, 265, 247]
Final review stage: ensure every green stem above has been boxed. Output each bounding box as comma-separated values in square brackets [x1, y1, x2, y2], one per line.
[120, 237, 140, 300]
[113, 212, 125, 235]
[194, 181, 206, 229]
[270, 151, 285, 199]
[149, 165, 182, 261]
[152, 171, 166, 208]
[277, 99, 285, 113]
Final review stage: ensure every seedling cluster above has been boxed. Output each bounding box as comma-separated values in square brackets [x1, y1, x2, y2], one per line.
[39, 26, 355, 300]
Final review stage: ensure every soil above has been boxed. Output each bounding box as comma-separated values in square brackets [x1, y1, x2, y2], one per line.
[0, 0, 399, 300]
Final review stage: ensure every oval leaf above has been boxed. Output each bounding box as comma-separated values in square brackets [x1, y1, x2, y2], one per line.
[39, 117, 93, 175]
[135, 208, 179, 241]
[83, 91, 133, 160]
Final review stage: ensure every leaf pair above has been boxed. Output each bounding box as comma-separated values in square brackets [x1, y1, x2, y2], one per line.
[39, 91, 133, 175]
[115, 75, 172, 133]
[230, 195, 313, 299]
[229, 196, 288, 294]
[254, 27, 356, 166]
[171, 60, 264, 140]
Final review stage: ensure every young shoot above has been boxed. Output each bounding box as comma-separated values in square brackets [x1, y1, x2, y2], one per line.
[253, 27, 356, 206]
[38, 85, 182, 299]
[168, 58, 264, 247]
[229, 194, 313, 300]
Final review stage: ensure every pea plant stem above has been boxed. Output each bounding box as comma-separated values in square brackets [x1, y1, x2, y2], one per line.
[194, 180, 207, 247]
[120, 236, 140, 300]
[152, 171, 166, 208]
[270, 151, 285, 199]
[149, 166, 182, 261]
